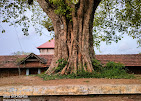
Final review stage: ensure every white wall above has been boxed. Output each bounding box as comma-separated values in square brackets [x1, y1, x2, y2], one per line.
[39, 49, 54, 55]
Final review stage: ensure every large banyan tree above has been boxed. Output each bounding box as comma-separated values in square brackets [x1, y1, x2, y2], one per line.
[1, 0, 141, 75]
[35, 0, 101, 75]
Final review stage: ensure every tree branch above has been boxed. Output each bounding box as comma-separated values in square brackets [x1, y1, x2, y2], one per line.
[28, 0, 33, 5]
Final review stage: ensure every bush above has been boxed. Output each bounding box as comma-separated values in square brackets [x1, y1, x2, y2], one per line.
[75, 61, 134, 79]
[92, 59, 103, 72]
[55, 59, 67, 73]
[77, 71, 94, 78]
[38, 60, 134, 80]
[95, 61, 134, 79]
[105, 61, 125, 70]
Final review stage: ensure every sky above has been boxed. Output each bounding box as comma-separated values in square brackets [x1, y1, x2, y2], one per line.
[0, 23, 52, 55]
[0, 22, 141, 56]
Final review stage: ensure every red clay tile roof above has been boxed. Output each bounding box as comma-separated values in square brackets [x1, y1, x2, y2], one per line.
[0, 54, 53, 68]
[0, 54, 140, 68]
[0, 55, 26, 68]
[18, 53, 47, 65]
[96, 54, 141, 66]
[37, 39, 55, 49]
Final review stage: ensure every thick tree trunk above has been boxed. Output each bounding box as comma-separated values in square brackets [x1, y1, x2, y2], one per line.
[37, 0, 101, 75]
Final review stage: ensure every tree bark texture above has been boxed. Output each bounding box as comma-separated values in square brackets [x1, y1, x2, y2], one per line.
[37, 0, 101, 75]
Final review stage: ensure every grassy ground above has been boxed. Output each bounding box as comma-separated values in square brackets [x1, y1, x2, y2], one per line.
[134, 74, 141, 79]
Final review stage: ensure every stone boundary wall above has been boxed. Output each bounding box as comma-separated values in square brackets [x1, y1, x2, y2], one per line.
[0, 84, 141, 96]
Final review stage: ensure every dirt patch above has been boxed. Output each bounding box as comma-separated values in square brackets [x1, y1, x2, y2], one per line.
[0, 75, 141, 86]
[0, 75, 141, 101]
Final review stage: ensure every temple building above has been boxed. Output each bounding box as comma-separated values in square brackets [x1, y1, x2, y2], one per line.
[37, 39, 55, 55]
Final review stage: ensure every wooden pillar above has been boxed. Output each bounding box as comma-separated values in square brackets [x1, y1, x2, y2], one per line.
[18, 66, 21, 76]
[38, 68, 41, 74]
[26, 68, 29, 75]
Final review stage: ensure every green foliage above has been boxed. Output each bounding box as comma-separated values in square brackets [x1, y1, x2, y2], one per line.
[105, 61, 125, 70]
[37, 73, 76, 80]
[92, 59, 103, 72]
[12, 51, 31, 55]
[38, 60, 134, 80]
[16, 57, 25, 63]
[99, 61, 133, 79]
[71, 0, 79, 4]
[1, 30, 5, 33]
[75, 61, 134, 79]
[0, 0, 31, 35]
[38, 73, 59, 80]
[42, 18, 54, 32]
[1, 0, 141, 47]
[49, 0, 72, 20]
[0, 0, 52, 36]
[55, 59, 68, 73]
[93, 0, 141, 48]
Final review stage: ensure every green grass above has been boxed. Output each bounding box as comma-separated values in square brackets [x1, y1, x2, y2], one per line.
[37, 71, 134, 81]
[37, 73, 75, 80]
[83, 80, 90, 83]
[37, 61, 135, 80]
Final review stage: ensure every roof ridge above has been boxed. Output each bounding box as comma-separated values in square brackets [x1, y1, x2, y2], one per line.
[37, 39, 55, 49]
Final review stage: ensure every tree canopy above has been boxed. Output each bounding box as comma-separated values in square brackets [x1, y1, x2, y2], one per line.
[0, 0, 140, 47]
[93, 0, 141, 48]
[12, 51, 31, 55]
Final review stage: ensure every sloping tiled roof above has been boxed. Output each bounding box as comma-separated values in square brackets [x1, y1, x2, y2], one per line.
[96, 54, 141, 66]
[0, 54, 53, 68]
[0, 54, 140, 68]
[18, 53, 47, 65]
[37, 39, 55, 49]
[0, 55, 26, 68]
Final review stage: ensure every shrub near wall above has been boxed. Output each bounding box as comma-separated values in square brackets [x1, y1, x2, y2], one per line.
[77, 60, 134, 79]
[96, 61, 134, 79]
[38, 60, 134, 80]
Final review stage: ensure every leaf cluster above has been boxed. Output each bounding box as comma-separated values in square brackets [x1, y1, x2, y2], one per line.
[0, 0, 53, 36]
[93, 0, 141, 48]
[42, 18, 54, 32]
[76, 60, 134, 79]
[49, 0, 73, 20]
[12, 51, 31, 55]
[0, 0, 30, 35]
[55, 59, 68, 73]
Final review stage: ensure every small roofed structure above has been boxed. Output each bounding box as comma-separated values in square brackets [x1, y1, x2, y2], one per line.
[37, 39, 55, 55]
[0, 53, 53, 77]
[18, 53, 47, 75]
